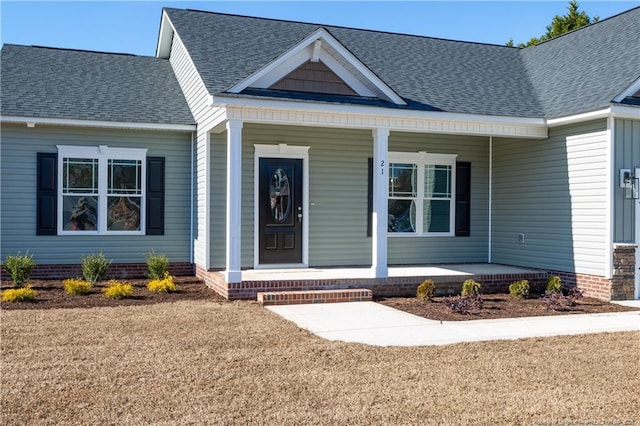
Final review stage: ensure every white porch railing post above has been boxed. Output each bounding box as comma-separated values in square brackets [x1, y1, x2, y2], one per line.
[225, 119, 243, 283]
[372, 127, 389, 278]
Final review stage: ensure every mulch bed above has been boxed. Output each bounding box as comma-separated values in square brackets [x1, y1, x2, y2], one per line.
[377, 293, 639, 321]
[3, 278, 638, 322]
[0, 277, 225, 310]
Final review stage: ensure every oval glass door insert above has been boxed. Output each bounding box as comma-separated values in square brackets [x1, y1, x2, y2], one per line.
[269, 168, 291, 223]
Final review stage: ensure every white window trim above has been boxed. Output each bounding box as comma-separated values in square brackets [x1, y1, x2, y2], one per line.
[57, 145, 148, 236]
[388, 151, 458, 237]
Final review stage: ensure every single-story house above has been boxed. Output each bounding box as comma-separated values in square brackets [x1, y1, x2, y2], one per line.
[1, 7, 639, 300]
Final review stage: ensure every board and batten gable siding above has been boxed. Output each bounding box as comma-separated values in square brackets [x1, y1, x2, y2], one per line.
[492, 120, 608, 276]
[613, 118, 640, 243]
[168, 32, 225, 267]
[0, 124, 192, 264]
[208, 123, 489, 268]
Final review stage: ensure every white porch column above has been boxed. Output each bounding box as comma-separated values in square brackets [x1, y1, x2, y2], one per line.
[225, 120, 243, 283]
[372, 127, 389, 278]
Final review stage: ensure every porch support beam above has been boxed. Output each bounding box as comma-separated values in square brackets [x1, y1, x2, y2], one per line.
[372, 127, 389, 278]
[224, 119, 244, 283]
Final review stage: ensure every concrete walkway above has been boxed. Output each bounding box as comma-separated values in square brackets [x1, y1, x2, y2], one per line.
[267, 301, 640, 346]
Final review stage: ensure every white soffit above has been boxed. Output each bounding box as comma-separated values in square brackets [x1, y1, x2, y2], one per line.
[227, 28, 406, 106]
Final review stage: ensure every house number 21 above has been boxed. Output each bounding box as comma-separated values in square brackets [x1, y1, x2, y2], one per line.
[380, 160, 385, 175]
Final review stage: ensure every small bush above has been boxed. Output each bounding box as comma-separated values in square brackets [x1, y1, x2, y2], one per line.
[542, 291, 567, 311]
[2, 287, 37, 303]
[82, 252, 111, 285]
[3, 251, 36, 287]
[416, 279, 436, 301]
[444, 294, 484, 315]
[147, 273, 177, 293]
[546, 275, 563, 294]
[566, 287, 584, 307]
[509, 280, 530, 299]
[461, 279, 481, 297]
[63, 278, 92, 296]
[103, 280, 133, 300]
[542, 287, 583, 311]
[146, 251, 169, 280]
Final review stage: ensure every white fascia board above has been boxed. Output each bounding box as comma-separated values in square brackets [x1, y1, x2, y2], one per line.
[227, 28, 406, 105]
[611, 105, 640, 120]
[546, 105, 640, 127]
[156, 10, 174, 59]
[210, 95, 546, 127]
[613, 76, 640, 102]
[546, 108, 612, 127]
[0, 115, 196, 132]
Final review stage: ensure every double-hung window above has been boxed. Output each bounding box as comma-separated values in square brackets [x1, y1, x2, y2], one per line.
[388, 152, 457, 236]
[57, 145, 147, 235]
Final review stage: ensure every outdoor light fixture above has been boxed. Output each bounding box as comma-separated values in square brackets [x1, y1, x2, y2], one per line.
[620, 169, 639, 200]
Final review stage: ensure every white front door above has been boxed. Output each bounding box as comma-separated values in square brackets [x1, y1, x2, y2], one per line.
[635, 168, 640, 299]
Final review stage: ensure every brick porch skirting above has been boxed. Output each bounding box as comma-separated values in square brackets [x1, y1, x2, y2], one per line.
[197, 267, 549, 301]
[1, 262, 194, 283]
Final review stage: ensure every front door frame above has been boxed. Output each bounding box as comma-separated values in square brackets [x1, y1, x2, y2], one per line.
[254, 144, 309, 269]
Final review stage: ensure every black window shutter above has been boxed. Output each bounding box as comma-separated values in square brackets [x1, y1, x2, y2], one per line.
[146, 157, 165, 235]
[37, 152, 58, 235]
[455, 162, 471, 237]
[367, 157, 373, 237]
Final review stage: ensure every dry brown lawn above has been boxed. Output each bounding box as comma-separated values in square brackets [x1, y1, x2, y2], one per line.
[2, 300, 639, 425]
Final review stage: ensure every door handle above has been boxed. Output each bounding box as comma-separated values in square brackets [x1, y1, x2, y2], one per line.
[297, 213, 303, 221]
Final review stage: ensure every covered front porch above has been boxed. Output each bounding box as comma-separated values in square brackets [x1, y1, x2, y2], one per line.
[197, 263, 548, 300]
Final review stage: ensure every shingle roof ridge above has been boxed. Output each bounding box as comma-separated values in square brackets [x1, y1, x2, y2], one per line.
[7, 43, 153, 59]
[521, 5, 639, 49]
[169, 7, 517, 49]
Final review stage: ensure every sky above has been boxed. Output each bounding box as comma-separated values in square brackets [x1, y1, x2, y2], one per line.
[1, 1, 638, 56]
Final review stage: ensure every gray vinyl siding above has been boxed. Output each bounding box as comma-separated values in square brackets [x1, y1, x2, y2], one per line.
[209, 124, 489, 268]
[169, 33, 226, 267]
[613, 118, 640, 243]
[492, 120, 608, 276]
[387, 132, 489, 264]
[0, 124, 192, 264]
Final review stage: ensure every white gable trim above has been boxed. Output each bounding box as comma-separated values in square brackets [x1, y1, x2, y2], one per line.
[228, 28, 406, 105]
[613, 76, 640, 103]
[156, 10, 174, 58]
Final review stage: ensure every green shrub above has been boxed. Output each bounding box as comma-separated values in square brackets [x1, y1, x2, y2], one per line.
[81, 252, 111, 285]
[546, 276, 563, 294]
[2, 287, 37, 303]
[461, 279, 481, 297]
[146, 251, 169, 280]
[3, 251, 36, 287]
[63, 278, 92, 296]
[416, 279, 436, 301]
[147, 273, 177, 293]
[103, 280, 133, 299]
[509, 280, 530, 299]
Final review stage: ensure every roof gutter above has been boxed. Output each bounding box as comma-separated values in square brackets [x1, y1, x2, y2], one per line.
[546, 105, 640, 127]
[0, 115, 196, 132]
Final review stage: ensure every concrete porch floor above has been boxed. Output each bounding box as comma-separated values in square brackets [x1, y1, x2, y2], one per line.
[242, 263, 539, 281]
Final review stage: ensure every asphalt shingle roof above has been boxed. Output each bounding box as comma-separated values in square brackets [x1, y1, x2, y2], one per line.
[165, 7, 639, 119]
[0, 44, 194, 125]
[165, 8, 544, 118]
[520, 7, 640, 119]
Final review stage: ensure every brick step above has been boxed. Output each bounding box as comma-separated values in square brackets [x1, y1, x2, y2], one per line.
[257, 289, 373, 306]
